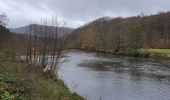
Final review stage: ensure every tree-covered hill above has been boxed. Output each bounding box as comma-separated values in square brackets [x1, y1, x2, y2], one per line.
[66, 12, 170, 52]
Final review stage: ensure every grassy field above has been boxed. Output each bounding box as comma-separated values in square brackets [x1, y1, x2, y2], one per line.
[139, 48, 170, 58]
[0, 61, 83, 100]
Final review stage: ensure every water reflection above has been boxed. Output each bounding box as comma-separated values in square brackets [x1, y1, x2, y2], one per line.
[79, 60, 125, 71]
[78, 56, 170, 83]
[59, 51, 170, 100]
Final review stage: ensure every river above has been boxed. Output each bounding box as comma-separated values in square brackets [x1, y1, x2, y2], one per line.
[59, 50, 170, 100]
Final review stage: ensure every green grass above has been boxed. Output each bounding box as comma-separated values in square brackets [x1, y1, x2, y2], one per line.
[139, 48, 170, 58]
[0, 61, 83, 100]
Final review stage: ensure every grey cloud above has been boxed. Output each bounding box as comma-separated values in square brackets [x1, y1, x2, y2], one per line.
[0, 0, 170, 28]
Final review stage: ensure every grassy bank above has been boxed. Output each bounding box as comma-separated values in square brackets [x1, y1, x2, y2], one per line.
[0, 61, 83, 100]
[139, 49, 170, 58]
[76, 48, 170, 59]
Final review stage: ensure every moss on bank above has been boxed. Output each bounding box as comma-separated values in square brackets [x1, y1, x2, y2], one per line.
[139, 49, 170, 58]
[0, 61, 83, 100]
[81, 48, 170, 59]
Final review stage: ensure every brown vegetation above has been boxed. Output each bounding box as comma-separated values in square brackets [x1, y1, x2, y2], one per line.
[65, 12, 170, 54]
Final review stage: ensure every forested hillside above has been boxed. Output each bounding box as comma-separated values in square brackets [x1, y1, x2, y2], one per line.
[65, 12, 170, 53]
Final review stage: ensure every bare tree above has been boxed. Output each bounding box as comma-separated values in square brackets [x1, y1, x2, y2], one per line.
[0, 12, 9, 26]
[26, 17, 67, 77]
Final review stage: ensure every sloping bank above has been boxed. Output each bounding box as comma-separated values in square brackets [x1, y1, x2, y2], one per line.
[77, 48, 170, 59]
[0, 61, 83, 100]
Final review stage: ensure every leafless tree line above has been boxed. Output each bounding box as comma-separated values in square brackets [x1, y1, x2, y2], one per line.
[25, 18, 66, 76]
[0, 13, 8, 27]
[0, 13, 66, 76]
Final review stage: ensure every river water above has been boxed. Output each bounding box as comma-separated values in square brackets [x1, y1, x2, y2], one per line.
[59, 50, 170, 100]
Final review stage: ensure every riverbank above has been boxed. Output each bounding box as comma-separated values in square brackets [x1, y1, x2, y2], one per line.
[0, 61, 83, 100]
[139, 49, 170, 58]
[72, 48, 170, 59]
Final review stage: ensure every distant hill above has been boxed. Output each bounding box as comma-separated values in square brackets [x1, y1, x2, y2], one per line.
[10, 24, 74, 36]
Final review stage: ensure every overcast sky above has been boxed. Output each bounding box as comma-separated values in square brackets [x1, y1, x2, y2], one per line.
[0, 0, 170, 28]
